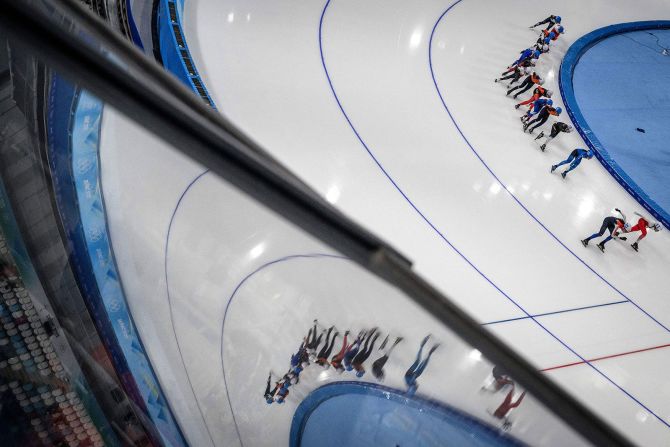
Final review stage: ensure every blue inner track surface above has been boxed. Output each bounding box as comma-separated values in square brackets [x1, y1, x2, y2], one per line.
[290, 382, 524, 447]
[574, 30, 670, 218]
[560, 21, 670, 229]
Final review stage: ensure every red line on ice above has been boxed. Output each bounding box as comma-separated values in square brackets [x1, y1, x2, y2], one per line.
[540, 342, 670, 372]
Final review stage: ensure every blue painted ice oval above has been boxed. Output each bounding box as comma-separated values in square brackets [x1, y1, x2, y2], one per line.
[291, 382, 524, 447]
[572, 28, 670, 223]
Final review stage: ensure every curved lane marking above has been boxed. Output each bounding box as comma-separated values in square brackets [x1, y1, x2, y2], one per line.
[318, 0, 670, 429]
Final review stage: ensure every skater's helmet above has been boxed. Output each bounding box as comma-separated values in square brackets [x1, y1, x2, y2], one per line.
[542, 44, 549, 51]
[546, 99, 553, 106]
[652, 222, 662, 232]
[538, 79, 545, 85]
[546, 89, 553, 97]
[558, 26, 565, 33]
[585, 148, 594, 158]
[566, 124, 574, 132]
[533, 50, 541, 58]
[555, 16, 562, 23]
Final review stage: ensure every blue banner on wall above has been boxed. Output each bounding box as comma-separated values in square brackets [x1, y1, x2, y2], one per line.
[71, 91, 187, 447]
[47, 73, 187, 447]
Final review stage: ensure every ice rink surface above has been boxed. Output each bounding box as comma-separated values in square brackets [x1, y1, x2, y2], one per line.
[100, 0, 670, 445]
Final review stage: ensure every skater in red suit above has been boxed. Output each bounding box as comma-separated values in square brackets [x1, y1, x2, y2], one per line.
[620, 211, 662, 251]
[491, 388, 527, 430]
[264, 370, 292, 404]
[536, 26, 564, 45]
[330, 331, 350, 371]
[515, 87, 552, 109]
[545, 26, 564, 41]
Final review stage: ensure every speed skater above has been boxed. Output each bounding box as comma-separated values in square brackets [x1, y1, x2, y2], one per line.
[264, 370, 293, 404]
[264, 371, 278, 404]
[404, 335, 439, 396]
[490, 387, 527, 431]
[620, 211, 662, 251]
[275, 380, 290, 404]
[520, 98, 553, 122]
[330, 331, 350, 371]
[507, 72, 543, 98]
[343, 330, 366, 371]
[537, 25, 564, 44]
[524, 105, 561, 133]
[533, 40, 550, 55]
[289, 341, 309, 383]
[509, 48, 541, 69]
[550, 148, 592, 178]
[495, 66, 530, 85]
[502, 57, 535, 75]
[530, 15, 561, 31]
[534, 122, 572, 151]
[371, 335, 403, 381]
[515, 86, 552, 109]
[581, 208, 628, 253]
[315, 326, 339, 367]
[305, 320, 324, 355]
[351, 328, 380, 377]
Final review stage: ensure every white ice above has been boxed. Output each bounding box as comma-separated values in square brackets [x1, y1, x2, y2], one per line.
[100, 0, 670, 445]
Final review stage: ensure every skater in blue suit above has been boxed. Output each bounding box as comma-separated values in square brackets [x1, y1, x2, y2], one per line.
[581, 209, 628, 252]
[343, 330, 365, 371]
[521, 98, 552, 123]
[551, 148, 593, 178]
[510, 48, 541, 69]
[404, 335, 439, 396]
